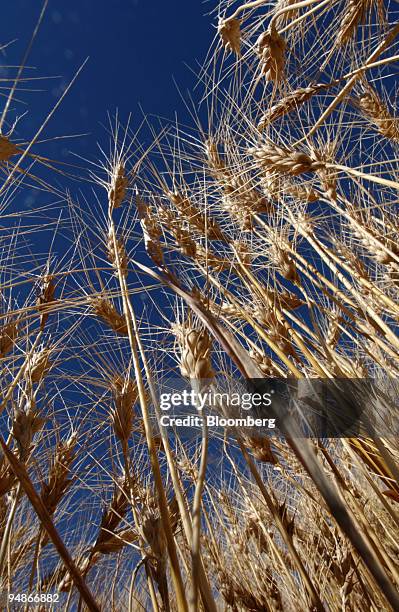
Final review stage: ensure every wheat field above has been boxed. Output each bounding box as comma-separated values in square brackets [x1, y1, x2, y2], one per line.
[0, 0, 399, 610]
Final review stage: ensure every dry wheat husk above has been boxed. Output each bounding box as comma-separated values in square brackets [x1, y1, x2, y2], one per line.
[218, 18, 241, 55]
[256, 27, 286, 82]
[111, 376, 138, 444]
[11, 403, 46, 461]
[90, 296, 128, 335]
[166, 190, 225, 240]
[40, 436, 77, 548]
[40, 435, 76, 517]
[136, 196, 164, 267]
[107, 227, 129, 277]
[37, 275, 56, 329]
[245, 436, 278, 464]
[356, 83, 399, 140]
[0, 320, 19, 357]
[92, 528, 138, 555]
[205, 139, 272, 229]
[270, 240, 300, 283]
[27, 348, 51, 383]
[0, 456, 15, 496]
[261, 173, 319, 203]
[173, 323, 215, 381]
[0, 135, 19, 162]
[337, 0, 383, 44]
[159, 207, 229, 270]
[108, 163, 128, 210]
[249, 349, 281, 376]
[250, 142, 324, 176]
[91, 477, 131, 555]
[258, 84, 328, 128]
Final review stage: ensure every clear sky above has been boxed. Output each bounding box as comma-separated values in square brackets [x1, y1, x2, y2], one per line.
[1, 0, 214, 161]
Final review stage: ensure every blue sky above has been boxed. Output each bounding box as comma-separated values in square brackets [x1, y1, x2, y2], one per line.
[1, 0, 214, 161]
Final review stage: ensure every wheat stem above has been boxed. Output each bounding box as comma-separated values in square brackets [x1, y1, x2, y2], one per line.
[189, 410, 208, 612]
[108, 217, 188, 612]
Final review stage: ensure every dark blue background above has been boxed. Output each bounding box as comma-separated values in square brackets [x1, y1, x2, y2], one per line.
[1, 0, 213, 161]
